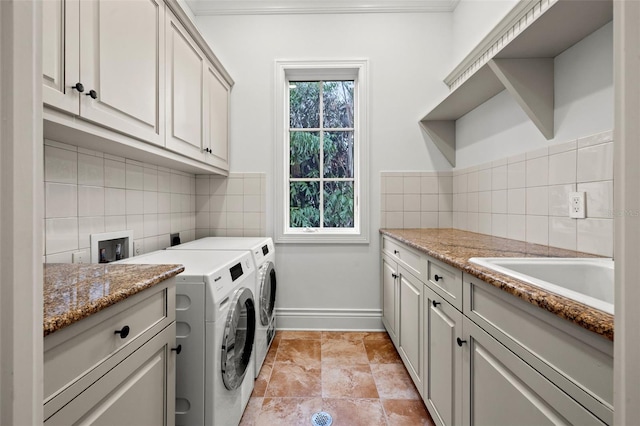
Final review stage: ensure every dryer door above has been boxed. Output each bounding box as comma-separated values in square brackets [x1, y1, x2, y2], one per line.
[221, 287, 255, 390]
[258, 262, 277, 326]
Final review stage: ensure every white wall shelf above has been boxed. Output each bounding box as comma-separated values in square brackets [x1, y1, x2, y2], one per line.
[420, 0, 612, 167]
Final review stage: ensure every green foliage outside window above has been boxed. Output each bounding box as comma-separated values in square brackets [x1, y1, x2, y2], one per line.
[289, 80, 355, 229]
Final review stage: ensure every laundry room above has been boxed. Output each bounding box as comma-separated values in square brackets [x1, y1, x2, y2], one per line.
[2, 0, 634, 424]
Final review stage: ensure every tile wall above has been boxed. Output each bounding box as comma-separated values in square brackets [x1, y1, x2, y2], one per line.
[43, 140, 268, 263]
[195, 173, 267, 238]
[44, 140, 198, 262]
[452, 130, 614, 257]
[379, 131, 614, 257]
[379, 171, 454, 229]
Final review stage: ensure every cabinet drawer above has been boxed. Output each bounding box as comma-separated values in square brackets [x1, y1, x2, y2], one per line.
[428, 257, 462, 310]
[44, 284, 172, 403]
[382, 237, 426, 281]
[45, 323, 175, 425]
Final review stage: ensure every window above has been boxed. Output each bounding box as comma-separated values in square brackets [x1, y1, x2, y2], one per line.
[275, 60, 369, 243]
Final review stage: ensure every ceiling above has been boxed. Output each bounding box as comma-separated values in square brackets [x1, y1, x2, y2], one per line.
[184, 0, 461, 15]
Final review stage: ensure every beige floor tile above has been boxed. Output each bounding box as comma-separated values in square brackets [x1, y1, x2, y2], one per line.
[382, 399, 436, 426]
[322, 338, 369, 365]
[265, 362, 322, 397]
[321, 364, 379, 398]
[275, 339, 321, 367]
[370, 364, 421, 400]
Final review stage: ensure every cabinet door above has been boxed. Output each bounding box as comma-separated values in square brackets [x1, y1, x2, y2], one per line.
[462, 317, 605, 426]
[42, 0, 80, 114]
[204, 62, 230, 171]
[424, 285, 463, 426]
[381, 254, 398, 344]
[399, 268, 423, 390]
[79, 0, 165, 146]
[165, 10, 205, 161]
[45, 323, 176, 426]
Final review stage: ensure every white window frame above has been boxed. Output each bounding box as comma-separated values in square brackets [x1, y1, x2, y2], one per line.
[274, 59, 369, 244]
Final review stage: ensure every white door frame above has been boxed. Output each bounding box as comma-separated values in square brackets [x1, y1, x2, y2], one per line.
[613, 2, 640, 424]
[0, 0, 44, 424]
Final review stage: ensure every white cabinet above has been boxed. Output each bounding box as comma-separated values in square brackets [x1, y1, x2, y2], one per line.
[462, 317, 605, 426]
[381, 253, 399, 344]
[398, 268, 423, 392]
[44, 280, 177, 425]
[42, 0, 79, 115]
[203, 62, 230, 170]
[165, 9, 205, 160]
[42, 0, 165, 146]
[380, 234, 613, 426]
[423, 285, 463, 426]
[381, 237, 426, 392]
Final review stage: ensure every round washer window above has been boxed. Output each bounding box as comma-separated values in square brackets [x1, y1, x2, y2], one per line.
[258, 262, 277, 326]
[221, 287, 255, 390]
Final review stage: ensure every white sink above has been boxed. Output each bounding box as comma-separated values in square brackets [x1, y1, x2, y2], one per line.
[468, 257, 614, 314]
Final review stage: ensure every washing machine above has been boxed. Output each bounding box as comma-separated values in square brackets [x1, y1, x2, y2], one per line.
[169, 237, 277, 378]
[117, 249, 256, 426]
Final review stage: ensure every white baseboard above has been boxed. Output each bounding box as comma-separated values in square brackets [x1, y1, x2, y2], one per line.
[275, 308, 384, 331]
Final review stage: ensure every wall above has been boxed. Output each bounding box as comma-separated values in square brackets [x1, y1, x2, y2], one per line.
[194, 12, 452, 329]
[451, 0, 518, 68]
[43, 139, 198, 262]
[452, 130, 613, 257]
[455, 21, 613, 168]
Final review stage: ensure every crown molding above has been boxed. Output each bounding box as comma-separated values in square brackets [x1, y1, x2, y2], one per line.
[185, 0, 459, 16]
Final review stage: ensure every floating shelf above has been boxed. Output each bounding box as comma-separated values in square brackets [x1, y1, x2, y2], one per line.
[420, 0, 612, 167]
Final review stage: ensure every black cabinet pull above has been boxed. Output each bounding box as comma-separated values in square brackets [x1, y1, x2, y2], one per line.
[114, 325, 130, 339]
[86, 89, 98, 99]
[456, 337, 467, 347]
[71, 82, 84, 93]
[434, 274, 442, 282]
[171, 345, 182, 355]
[432, 300, 441, 308]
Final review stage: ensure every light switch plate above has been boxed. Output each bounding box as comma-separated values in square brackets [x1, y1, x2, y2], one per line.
[569, 191, 586, 219]
[72, 251, 86, 264]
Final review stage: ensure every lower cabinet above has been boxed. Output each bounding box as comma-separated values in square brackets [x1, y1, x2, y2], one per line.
[45, 324, 176, 426]
[462, 317, 605, 426]
[381, 253, 399, 344]
[380, 235, 612, 426]
[423, 285, 463, 426]
[44, 280, 177, 425]
[398, 268, 423, 392]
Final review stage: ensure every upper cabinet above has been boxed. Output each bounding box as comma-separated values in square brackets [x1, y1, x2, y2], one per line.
[43, 0, 165, 146]
[420, 0, 613, 167]
[42, 0, 233, 174]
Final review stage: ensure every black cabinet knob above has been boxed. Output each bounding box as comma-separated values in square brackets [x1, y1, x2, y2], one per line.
[86, 89, 98, 99]
[391, 273, 398, 279]
[432, 300, 441, 308]
[393, 250, 399, 255]
[114, 325, 130, 339]
[434, 274, 442, 282]
[171, 345, 182, 355]
[456, 337, 467, 347]
[72, 82, 84, 93]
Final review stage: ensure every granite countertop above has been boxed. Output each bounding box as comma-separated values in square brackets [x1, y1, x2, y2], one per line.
[380, 228, 613, 341]
[44, 263, 184, 337]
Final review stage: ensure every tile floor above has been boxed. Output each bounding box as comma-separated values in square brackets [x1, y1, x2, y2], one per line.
[240, 331, 436, 426]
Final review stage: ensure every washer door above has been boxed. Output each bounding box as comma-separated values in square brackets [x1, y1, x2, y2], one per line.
[258, 262, 277, 326]
[221, 287, 255, 390]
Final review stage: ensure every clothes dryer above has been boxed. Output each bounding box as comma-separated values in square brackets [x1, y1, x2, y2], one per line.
[117, 249, 255, 426]
[169, 237, 276, 377]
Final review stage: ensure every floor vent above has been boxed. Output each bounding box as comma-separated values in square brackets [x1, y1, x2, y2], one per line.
[311, 411, 333, 426]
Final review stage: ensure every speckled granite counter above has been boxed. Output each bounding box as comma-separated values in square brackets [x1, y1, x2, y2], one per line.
[44, 263, 184, 336]
[380, 228, 614, 341]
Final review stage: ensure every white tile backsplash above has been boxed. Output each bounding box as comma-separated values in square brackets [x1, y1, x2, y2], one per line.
[44, 144, 200, 259]
[445, 131, 614, 256]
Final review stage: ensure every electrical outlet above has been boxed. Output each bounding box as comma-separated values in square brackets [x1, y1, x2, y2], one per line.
[134, 240, 143, 256]
[569, 191, 586, 219]
[72, 251, 86, 264]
